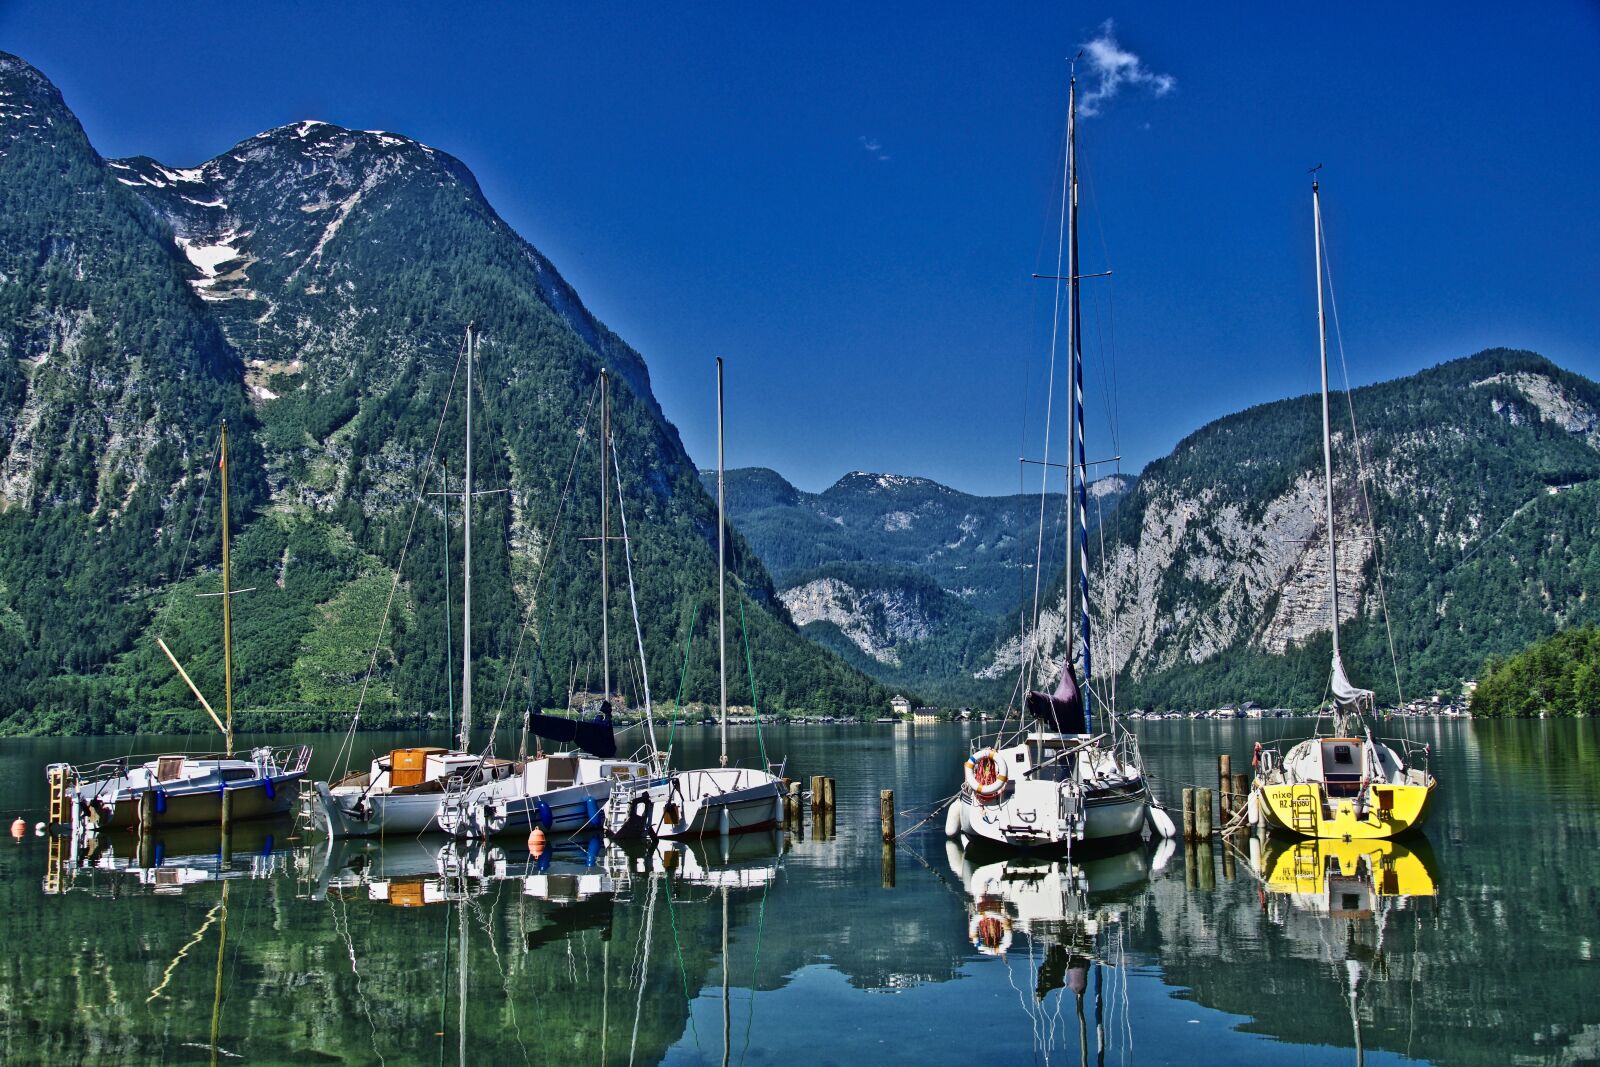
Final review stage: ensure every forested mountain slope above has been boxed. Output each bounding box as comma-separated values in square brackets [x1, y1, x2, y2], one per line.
[0, 52, 887, 733]
[985, 349, 1600, 709]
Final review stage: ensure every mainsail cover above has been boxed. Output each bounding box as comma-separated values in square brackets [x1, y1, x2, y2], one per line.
[1330, 652, 1374, 718]
[1025, 663, 1088, 734]
[528, 702, 618, 758]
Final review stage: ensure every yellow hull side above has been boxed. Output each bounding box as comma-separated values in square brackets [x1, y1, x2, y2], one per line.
[1257, 780, 1433, 840]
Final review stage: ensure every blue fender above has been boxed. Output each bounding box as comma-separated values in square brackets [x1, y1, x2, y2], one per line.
[152, 840, 165, 866]
[584, 834, 602, 868]
[153, 789, 167, 815]
[535, 799, 553, 830]
[536, 848, 552, 873]
[261, 834, 275, 858]
[263, 777, 276, 800]
[583, 796, 601, 826]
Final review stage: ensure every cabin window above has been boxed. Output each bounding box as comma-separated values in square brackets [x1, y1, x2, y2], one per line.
[1014, 753, 1026, 764]
[1332, 745, 1354, 765]
[222, 768, 256, 782]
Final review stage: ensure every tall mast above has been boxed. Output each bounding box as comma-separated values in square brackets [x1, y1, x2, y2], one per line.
[1061, 76, 1077, 679]
[219, 420, 234, 758]
[458, 326, 474, 751]
[1313, 182, 1342, 660]
[716, 358, 728, 767]
[1069, 74, 1093, 731]
[600, 370, 611, 708]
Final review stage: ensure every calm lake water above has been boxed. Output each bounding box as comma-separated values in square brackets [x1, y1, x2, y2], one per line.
[1, 717, 1596, 1066]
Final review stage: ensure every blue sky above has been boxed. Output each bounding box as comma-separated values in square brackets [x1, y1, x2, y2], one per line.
[5, 2, 1597, 494]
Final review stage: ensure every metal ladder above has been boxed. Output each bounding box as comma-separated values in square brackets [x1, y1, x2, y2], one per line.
[1291, 788, 1320, 834]
[439, 775, 472, 835]
[1059, 786, 1086, 841]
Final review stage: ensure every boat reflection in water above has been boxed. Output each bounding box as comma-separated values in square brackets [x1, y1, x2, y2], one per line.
[948, 838, 1153, 1061]
[1250, 834, 1439, 1065]
[42, 818, 293, 896]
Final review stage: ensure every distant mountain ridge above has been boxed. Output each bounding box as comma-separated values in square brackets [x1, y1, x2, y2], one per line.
[706, 465, 1130, 701]
[0, 51, 887, 732]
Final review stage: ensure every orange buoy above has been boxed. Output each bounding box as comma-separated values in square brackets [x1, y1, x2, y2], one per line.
[528, 827, 547, 855]
[10, 818, 26, 839]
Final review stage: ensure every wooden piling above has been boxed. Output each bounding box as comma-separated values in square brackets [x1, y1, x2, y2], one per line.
[1181, 788, 1196, 842]
[787, 780, 802, 825]
[1221, 838, 1236, 881]
[1196, 841, 1216, 890]
[880, 789, 895, 843]
[810, 775, 824, 812]
[1231, 773, 1250, 828]
[1196, 787, 1213, 839]
[1218, 755, 1233, 824]
[822, 777, 836, 812]
[1184, 844, 1198, 890]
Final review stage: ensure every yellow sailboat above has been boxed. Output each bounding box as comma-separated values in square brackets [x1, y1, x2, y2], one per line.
[1249, 179, 1437, 841]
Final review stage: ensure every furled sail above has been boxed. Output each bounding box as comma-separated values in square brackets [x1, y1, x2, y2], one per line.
[527, 702, 618, 758]
[1025, 662, 1088, 734]
[1330, 652, 1374, 717]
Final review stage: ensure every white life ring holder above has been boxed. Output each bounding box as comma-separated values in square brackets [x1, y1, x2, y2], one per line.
[964, 748, 1009, 803]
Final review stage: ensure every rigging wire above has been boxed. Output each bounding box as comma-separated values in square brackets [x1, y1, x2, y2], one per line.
[1319, 211, 1406, 707]
[333, 331, 469, 779]
[488, 381, 600, 727]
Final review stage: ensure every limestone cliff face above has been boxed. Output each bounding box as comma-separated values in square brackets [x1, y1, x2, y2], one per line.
[780, 577, 939, 666]
[982, 350, 1600, 705]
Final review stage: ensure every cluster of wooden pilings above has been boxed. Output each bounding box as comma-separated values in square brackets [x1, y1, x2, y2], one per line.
[1179, 754, 1254, 890]
[778, 776, 898, 889]
[778, 775, 837, 843]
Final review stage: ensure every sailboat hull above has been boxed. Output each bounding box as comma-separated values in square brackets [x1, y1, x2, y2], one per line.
[313, 782, 444, 838]
[86, 777, 302, 830]
[957, 778, 1149, 853]
[1255, 779, 1434, 840]
[441, 779, 612, 839]
[610, 769, 785, 840]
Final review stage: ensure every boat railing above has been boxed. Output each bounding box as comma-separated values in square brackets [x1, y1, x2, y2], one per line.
[1382, 736, 1433, 778]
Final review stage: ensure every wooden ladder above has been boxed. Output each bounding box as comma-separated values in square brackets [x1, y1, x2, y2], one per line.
[46, 764, 73, 827]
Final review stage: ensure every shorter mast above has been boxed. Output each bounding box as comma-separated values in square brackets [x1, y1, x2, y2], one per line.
[1313, 182, 1347, 733]
[600, 370, 611, 711]
[717, 358, 728, 767]
[220, 420, 234, 759]
[458, 326, 475, 752]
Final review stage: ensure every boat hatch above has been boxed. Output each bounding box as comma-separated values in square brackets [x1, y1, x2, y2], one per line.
[547, 755, 579, 790]
[1319, 741, 1364, 797]
[156, 757, 185, 782]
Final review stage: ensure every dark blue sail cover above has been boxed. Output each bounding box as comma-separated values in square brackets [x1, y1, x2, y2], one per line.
[528, 701, 618, 758]
[1025, 663, 1087, 734]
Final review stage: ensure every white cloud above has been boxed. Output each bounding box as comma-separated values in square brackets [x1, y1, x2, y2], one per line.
[858, 135, 890, 162]
[1078, 20, 1174, 118]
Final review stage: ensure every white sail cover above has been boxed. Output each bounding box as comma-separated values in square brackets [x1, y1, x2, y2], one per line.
[1330, 651, 1374, 717]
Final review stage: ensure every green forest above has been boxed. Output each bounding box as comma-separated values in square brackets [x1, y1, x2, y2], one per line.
[1470, 626, 1600, 718]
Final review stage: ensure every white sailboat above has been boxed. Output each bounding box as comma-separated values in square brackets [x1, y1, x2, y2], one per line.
[1248, 179, 1437, 841]
[607, 359, 786, 839]
[435, 368, 654, 839]
[313, 326, 514, 837]
[945, 71, 1169, 854]
[48, 421, 310, 837]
